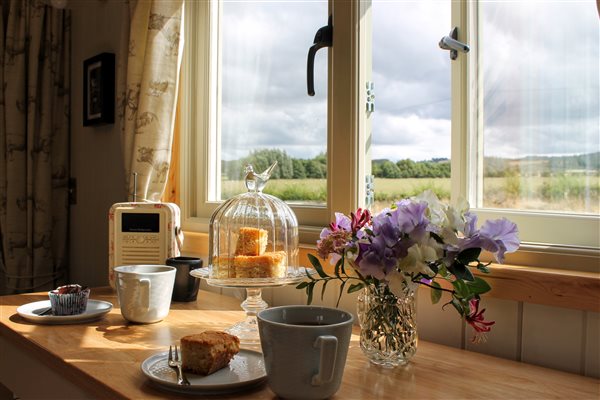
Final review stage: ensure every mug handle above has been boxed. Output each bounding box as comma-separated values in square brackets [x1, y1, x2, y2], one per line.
[140, 278, 151, 311]
[311, 335, 338, 386]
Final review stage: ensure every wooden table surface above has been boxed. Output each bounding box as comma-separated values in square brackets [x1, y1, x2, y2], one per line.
[0, 287, 598, 399]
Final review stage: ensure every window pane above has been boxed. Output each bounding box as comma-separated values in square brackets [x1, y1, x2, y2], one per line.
[371, 0, 451, 213]
[218, 1, 328, 204]
[479, 1, 599, 214]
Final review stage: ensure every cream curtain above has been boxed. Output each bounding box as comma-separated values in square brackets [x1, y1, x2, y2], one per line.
[0, 0, 70, 294]
[118, 0, 183, 202]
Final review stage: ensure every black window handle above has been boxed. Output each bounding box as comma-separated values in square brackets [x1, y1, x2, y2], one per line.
[307, 15, 333, 96]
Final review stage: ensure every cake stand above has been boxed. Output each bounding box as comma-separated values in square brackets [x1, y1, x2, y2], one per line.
[190, 266, 316, 346]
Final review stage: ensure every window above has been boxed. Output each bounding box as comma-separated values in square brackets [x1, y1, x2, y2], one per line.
[181, 0, 599, 252]
[464, 1, 599, 248]
[370, 1, 451, 213]
[181, 0, 363, 241]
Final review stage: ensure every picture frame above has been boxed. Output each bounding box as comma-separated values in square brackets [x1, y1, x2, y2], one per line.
[83, 53, 115, 126]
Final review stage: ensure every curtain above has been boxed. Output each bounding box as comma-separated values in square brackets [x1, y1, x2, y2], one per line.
[118, 0, 183, 202]
[0, 0, 70, 294]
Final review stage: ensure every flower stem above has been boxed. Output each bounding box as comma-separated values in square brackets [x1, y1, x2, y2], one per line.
[415, 279, 455, 294]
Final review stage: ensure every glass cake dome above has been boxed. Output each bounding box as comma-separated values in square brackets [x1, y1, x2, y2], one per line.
[208, 162, 299, 282]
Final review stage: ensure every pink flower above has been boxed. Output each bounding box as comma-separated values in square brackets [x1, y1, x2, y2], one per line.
[466, 298, 495, 343]
[350, 208, 371, 234]
[316, 229, 352, 260]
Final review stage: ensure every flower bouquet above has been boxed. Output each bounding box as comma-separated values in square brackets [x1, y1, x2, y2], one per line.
[298, 191, 520, 366]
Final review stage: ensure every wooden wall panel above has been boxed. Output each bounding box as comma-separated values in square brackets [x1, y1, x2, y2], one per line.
[584, 312, 600, 378]
[521, 303, 584, 374]
[416, 289, 463, 348]
[465, 297, 521, 361]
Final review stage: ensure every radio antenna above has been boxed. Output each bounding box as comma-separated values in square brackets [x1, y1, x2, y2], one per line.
[132, 172, 138, 202]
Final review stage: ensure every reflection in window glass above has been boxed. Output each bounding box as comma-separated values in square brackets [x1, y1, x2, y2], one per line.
[219, 2, 328, 204]
[480, 1, 599, 214]
[371, 1, 451, 213]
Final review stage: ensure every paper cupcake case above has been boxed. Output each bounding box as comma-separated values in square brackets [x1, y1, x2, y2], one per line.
[48, 286, 91, 315]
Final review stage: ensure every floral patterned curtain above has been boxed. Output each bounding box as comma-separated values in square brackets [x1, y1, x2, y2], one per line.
[0, 0, 70, 294]
[118, 0, 183, 202]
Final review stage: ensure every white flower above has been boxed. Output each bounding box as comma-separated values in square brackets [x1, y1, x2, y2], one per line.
[414, 190, 446, 227]
[445, 197, 470, 232]
[388, 271, 419, 297]
[397, 237, 442, 276]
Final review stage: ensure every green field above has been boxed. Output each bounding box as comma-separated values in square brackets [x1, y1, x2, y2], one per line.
[222, 176, 599, 214]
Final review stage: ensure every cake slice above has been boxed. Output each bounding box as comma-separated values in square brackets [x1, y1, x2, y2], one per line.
[211, 255, 235, 278]
[235, 227, 268, 256]
[180, 331, 240, 375]
[233, 250, 287, 278]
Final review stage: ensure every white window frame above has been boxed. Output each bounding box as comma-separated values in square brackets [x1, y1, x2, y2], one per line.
[453, 2, 599, 251]
[180, 0, 369, 244]
[180, 0, 599, 255]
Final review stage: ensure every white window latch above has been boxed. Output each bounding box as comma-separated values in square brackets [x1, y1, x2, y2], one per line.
[439, 27, 469, 60]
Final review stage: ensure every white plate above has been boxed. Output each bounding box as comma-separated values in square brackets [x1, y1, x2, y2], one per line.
[141, 349, 267, 395]
[16, 300, 113, 325]
[190, 266, 316, 288]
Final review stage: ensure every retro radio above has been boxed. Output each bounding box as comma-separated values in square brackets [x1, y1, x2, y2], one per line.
[108, 202, 183, 289]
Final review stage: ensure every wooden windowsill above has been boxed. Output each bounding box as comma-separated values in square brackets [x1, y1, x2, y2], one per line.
[181, 230, 600, 313]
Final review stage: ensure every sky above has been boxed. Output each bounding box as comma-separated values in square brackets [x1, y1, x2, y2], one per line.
[218, 0, 599, 162]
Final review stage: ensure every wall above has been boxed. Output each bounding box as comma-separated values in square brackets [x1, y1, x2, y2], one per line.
[196, 279, 600, 379]
[67, 2, 600, 381]
[70, 1, 128, 287]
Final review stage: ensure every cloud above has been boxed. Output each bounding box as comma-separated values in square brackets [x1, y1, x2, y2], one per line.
[217, 1, 598, 163]
[371, 113, 451, 161]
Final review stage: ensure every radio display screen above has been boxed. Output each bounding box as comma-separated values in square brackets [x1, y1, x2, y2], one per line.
[122, 213, 160, 233]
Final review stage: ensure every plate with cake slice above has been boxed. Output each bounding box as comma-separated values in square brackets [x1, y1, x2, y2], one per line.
[142, 337, 267, 395]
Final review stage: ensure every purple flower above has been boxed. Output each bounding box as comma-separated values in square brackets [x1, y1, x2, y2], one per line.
[375, 218, 401, 247]
[478, 218, 520, 263]
[463, 211, 478, 237]
[357, 236, 398, 279]
[391, 200, 429, 240]
[331, 212, 352, 232]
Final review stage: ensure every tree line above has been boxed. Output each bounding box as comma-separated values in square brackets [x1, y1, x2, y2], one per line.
[222, 149, 599, 181]
[222, 149, 450, 180]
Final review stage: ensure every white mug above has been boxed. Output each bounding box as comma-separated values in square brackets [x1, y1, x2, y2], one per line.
[114, 265, 176, 324]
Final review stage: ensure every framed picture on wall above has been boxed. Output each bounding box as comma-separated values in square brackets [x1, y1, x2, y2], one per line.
[83, 53, 115, 126]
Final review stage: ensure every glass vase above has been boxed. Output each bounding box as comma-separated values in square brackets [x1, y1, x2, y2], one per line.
[357, 282, 418, 367]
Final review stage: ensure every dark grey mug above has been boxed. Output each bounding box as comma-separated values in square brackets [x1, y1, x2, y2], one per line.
[257, 305, 354, 400]
[166, 256, 202, 302]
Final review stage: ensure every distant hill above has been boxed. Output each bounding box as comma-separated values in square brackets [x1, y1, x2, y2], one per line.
[484, 152, 599, 177]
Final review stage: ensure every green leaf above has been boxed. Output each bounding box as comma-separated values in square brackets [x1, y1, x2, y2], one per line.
[428, 262, 439, 275]
[334, 257, 343, 279]
[465, 276, 491, 295]
[306, 282, 314, 305]
[450, 297, 465, 315]
[430, 281, 442, 304]
[457, 247, 482, 264]
[451, 278, 469, 298]
[449, 262, 475, 282]
[296, 281, 309, 290]
[307, 253, 329, 279]
[347, 282, 365, 294]
[320, 280, 329, 301]
[438, 264, 450, 279]
[477, 263, 491, 274]
[336, 281, 347, 308]
[430, 232, 444, 244]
